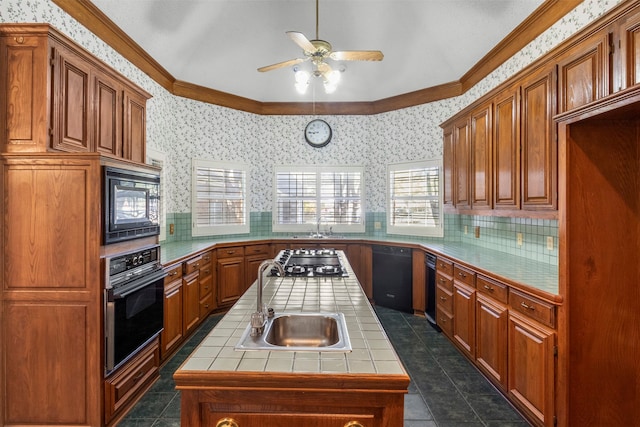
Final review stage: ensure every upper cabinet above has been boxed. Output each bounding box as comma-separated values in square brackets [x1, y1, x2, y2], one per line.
[493, 83, 521, 210]
[0, 24, 151, 163]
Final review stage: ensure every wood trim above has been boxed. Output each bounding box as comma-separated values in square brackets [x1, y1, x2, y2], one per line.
[51, 0, 581, 115]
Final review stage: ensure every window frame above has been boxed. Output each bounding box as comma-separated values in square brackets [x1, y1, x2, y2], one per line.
[386, 159, 443, 237]
[272, 165, 365, 234]
[191, 158, 250, 236]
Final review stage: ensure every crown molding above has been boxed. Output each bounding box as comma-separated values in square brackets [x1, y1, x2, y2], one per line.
[52, 0, 582, 115]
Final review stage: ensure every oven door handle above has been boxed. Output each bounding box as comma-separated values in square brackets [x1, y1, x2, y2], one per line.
[112, 269, 167, 299]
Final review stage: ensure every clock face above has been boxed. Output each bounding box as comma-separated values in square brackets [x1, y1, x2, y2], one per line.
[304, 119, 332, 147]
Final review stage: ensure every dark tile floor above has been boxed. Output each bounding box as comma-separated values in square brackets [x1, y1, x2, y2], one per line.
[119, 306, 530, 426]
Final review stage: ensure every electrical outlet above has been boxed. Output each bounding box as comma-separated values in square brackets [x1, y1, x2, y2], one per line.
[547, 236, 554, 250]
[516, 232, 523, 246]
[374, 221, 382, 230]
[169, 223, 175, 235]
[464, 225, 468, 234]
[474, 226, 480, 238]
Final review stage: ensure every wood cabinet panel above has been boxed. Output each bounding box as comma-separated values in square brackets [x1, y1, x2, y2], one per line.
[217, 246, 245, 259]
[204, 412, 375, 427]
[94, 70, 122, 157]
[245, 254, 270, 290]
[183, 271, 200, 334]
[616, 9, 640, 90]
[123, 88, 147, 163]
[493, 84, 521, 209]
[453, 117, 471, 208]
[476, 293, 508, 390]
[217, 256, 245, 306]
[476, 275, 508, 304]
[4, 303, 100, 425]
[162, 278, 183, 358]
[0, 31, 50, 152]
[509, 289, 555, 328]
[470, 101, 493, 209]
[412, 250, 426, 313]
[556, 31, 610, 113]
[508, 312, 555, 427]
[453, 281, 476, 359]
[520, 63, 557, 210]
[442, 125, 454, 206]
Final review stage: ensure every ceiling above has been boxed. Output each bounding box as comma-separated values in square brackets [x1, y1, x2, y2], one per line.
[89, 0, 545, 104]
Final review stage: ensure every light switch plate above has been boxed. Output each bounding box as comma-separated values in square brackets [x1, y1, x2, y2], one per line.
[517, 233, 523, 246]
[547, 236, 554, 250]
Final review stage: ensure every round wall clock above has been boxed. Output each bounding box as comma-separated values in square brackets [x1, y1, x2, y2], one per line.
[304, 119, 332, 147]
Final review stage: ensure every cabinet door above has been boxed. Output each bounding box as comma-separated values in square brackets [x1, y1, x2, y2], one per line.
[161, 280, 183, 358]
[245, 254, 270, 290]
[476, 293, 508, 390]
[470, 102, 493, 209]
[453, 281, 476, 359]
[51, 44, 92, 153]
[442, 125, 455, 206]
[94, 70, 122, 157]
[508, 312, 556, 426]
[493, 84, 521, 210]
[217, 257, 245, 306]
[616, 9, 640, 91]
[123, 88, 147, 163]
[556, 30, 610, 113]
[183, 272, 200, 334]
[520, 63, 557, 210]
[453, 117, 471, 208]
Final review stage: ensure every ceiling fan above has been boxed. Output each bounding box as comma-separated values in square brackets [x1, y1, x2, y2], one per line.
[257, 0, 383, 92]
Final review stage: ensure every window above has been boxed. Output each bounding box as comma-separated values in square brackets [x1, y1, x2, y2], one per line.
[387, 160, 443, 237]
[192, 159, 249, 236]
[273, 166, 365, 233]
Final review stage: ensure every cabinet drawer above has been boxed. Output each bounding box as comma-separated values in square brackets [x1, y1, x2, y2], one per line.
[437, 306, 454, 337]
[436, 285, 453, 313]
[509, 289, 556, 328]
[164, 264, 182, 285]
[200, 250, 213, 266]
[244, 243, 270, 256]
[453, 265, 476, 287]
[436, 257, 453, 276]
[199, 273, 213, 296]
[436, 271, 453, 292]
[104, 339, 159, 422]
[183, 255, 203, 275]
[199, 262, 214, 279]
[199, 291, 214, 318]
[477, 275, 508, 304]
[217, 246, 245, 259]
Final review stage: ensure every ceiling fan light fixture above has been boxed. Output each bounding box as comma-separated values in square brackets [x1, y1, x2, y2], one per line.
[294, 69, 310, 94]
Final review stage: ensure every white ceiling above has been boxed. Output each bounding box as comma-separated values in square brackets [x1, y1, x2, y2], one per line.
[91, 0, 544, 103]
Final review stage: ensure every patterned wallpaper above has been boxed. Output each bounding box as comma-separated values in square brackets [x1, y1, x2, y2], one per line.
[0, 0, 623, 215]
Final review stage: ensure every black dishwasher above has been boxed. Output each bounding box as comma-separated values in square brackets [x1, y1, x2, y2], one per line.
[372, 245, 413, 313]
[425, 253, 441, 331]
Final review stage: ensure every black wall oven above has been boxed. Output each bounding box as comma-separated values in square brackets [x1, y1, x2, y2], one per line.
[104, 245, 166, 374]
[103, 166, 160, 244]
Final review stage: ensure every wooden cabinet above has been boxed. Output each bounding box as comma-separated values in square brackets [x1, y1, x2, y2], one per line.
[508, 311, 556, 427]
[0, 153, 103, 426]
[556, 30, 610, 113]
[104, 338, 160, 424]
[442, 125, 454, 206]
[411, 250, 426, 314]
[0, 24, 150, 163]
[244, 244, 271, 290]
[475, 276, 508, 390]
[519, 62, 557, 211]
[453, 117, 471, 208]
[493, 84, 521, 210]
[615, 8, 640, 91]
[217, 246, 246, 307]
[452, 265, 476, 359]
[470, 101, 493, 209]
[435, 257, 454, 338]
[199, 251, 215, 319]
[161, 263, 184, 359]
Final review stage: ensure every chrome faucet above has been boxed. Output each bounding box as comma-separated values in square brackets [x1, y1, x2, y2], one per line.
[250, 259, 284, 337]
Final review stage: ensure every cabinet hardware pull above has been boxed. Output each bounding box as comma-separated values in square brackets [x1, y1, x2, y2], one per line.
[439, 296, 447, 301]
[227, 250, 234, 254]
[344, 422, 364, 427]
[458, 272, 466, 278]
[520, 302, 535, 310]
[215, 418, 238, 427]
[132, 370, 145, 383]
[483, 285, 493, 291]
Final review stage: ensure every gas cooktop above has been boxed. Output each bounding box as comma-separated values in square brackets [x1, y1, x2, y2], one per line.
[272, 248, 348, 277]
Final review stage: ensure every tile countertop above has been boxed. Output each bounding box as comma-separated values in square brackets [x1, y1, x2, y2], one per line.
[176, 252, 408, 376]
[161, 236, 559, 298]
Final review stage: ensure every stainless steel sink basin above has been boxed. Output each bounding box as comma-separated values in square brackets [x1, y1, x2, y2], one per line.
[235, 312, 351, 352]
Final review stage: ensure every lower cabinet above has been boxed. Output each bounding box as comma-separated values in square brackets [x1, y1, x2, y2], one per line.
[452, 266, 476, 359]
[161, 263, 184, 359]
[244, 244, 271, 290]
[205, 413, 374, 427]
[475, 292, 508, 390]
[183, 270, 201, 335]
[217, 246, 246, 307]
[104, 338, 160, 424]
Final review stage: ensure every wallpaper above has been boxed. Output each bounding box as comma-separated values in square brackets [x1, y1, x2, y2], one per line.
[0, 0, 623, 215]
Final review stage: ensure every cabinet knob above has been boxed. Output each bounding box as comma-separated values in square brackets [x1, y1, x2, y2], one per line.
[439, 296, 447, 301]
[520, 302, 535, 311]
[458, 272, 466, 278]
[216, 418, 238, 427]
[344, 422, 364, 427]
[483, 285, 493, 292]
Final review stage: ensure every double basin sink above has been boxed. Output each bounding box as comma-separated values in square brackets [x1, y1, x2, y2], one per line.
[235, 312, 352, 352]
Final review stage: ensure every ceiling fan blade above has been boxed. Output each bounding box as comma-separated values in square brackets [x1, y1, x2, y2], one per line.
[257, 57, 306, 73]
[287, 31, 317, 53]
[329, 50, 384, 61]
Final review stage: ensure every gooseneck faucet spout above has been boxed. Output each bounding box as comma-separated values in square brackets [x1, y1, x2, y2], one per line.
[250, 259, 284, 337]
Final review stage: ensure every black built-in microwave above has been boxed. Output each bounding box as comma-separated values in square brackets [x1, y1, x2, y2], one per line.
[103, 166, 160, 244]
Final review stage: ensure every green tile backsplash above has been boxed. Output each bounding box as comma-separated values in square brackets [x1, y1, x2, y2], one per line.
[163, 212, 558, 266]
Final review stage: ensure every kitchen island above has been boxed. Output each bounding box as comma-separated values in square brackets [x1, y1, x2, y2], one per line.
[173, 251, 410, 426]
